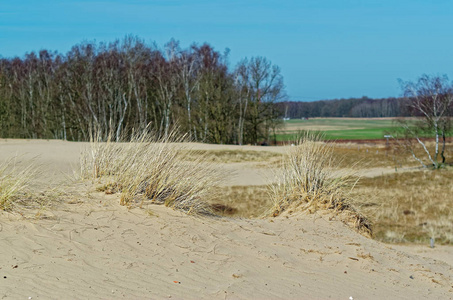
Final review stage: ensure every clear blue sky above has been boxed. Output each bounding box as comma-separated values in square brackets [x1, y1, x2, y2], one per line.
[1, 0, 453, 101]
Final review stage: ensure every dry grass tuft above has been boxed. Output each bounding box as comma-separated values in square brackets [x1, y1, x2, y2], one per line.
[80, 129, 224, 215]
[268, 132, 372, 235]
[0, 156, 38, 212]
[14, 188, 66, 219]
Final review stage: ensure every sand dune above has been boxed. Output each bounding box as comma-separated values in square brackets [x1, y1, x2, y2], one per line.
[0, 140, 452, 299]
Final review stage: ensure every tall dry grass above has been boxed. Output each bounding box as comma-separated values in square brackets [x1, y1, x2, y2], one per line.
[80, 129, 223, 214]
[0, 156, 38, 211]
[268, 132, 372, 234]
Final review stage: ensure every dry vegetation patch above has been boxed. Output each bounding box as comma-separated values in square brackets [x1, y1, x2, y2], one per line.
[205, 185, 271, 218]
[353, 168, 453, 244]
[181, 149, 282, 164]
[331, 144, 415, 169]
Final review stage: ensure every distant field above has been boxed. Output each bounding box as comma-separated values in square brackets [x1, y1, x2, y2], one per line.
[276, 118, 400, 141]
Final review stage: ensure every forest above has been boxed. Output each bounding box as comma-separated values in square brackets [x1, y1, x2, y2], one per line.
[0, 36, 285, 144]
[279, 96, 408, 119]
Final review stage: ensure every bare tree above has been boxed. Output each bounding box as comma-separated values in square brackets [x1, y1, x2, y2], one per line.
[121, 36, 151, 132]
[244, 56, 285, 144]
[175, 46, 200, 140]
[234, 59, 251, 145]
[153, 40, 180, 138]
[397, 74, 453, 168]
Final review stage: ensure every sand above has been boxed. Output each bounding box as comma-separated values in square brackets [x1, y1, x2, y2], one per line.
[0, 140, 452, 299]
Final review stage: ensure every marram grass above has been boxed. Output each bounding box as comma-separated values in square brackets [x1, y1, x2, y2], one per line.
[268, 132, 372, 235]
[0, 156, 38, 211]
[81, 129, 223, 215]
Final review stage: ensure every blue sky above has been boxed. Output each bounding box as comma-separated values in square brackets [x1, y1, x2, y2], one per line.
[1, 0, 453, 101]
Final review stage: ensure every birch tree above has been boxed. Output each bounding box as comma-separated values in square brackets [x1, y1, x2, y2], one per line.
[397, 74, 453, 168]
[234, 60, 251, 145]
[175, 46, 200, 140]
[154, 40, 180, 138]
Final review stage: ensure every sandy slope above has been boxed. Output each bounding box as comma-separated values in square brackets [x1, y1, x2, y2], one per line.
[1, 198, 452, 299]
[0, 140, 452, 299]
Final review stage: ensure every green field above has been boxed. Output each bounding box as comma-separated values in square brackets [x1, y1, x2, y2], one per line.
[276, 118, 400, 141]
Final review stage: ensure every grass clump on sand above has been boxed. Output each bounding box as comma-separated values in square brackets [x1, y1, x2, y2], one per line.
[0, 157, 37, 212]
[268, 132, 372, 235]
[81, 129, 223, 215]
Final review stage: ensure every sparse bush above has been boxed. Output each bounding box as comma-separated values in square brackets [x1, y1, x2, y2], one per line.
[0, 156, 38, 211]
[268, 132, 372, 235]
[81, 128, 223, 214]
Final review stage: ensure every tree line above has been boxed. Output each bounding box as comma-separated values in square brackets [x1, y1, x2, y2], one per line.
[279, 96, 408, 119]
[0, 36, 285, 144]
